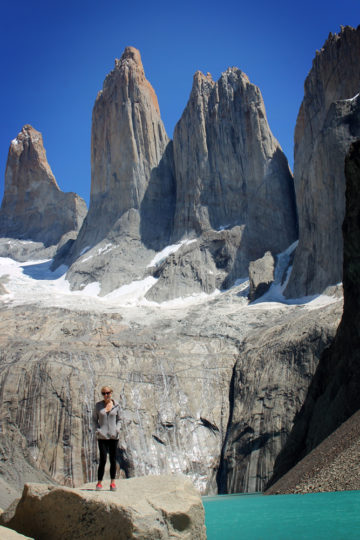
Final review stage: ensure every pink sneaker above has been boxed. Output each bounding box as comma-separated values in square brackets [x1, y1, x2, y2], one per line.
[96, 482, 102, 490]
[110, 482, 117, 491]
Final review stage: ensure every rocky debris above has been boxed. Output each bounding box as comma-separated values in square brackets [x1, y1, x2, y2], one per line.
[0, 125, 87, 248]
[0, 525, 33, 539]
[286, 25, 360, 297]
[1, 476, 206, 540]
[172, 68, 297, 261]
[268, 140, 360, 486]
[248, 251, 275, 302]
[265, 409, 360, 494]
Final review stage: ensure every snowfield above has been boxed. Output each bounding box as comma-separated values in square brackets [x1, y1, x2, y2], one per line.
[0, 241, 340, 314]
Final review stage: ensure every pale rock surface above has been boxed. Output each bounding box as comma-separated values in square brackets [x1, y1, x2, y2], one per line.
[217, 301, 342, 493]
[0, 125, 87, 248]
[0, 476, 206, 540]
[146, 67, 298, 301]
[63, 47, 173, 293]
[248, 251, 275, 302]
[172, 68, 297, 260]
[145, 227, 246, 302]
[286, 25, 360, 297]
[61, 49, 298, 300]
[0, 525, 33, 539]
[0, 274, 342, 504]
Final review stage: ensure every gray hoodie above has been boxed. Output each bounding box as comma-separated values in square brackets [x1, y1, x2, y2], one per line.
[94, 399, 121, 440]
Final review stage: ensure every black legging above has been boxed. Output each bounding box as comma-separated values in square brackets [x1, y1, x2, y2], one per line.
[97, 439, 118, 481]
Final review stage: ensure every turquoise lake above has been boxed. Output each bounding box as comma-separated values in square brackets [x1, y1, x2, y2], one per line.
[203, 491, 360, 540]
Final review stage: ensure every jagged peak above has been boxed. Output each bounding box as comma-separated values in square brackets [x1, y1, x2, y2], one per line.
[115, 46, 143, 70]
[7, 125, 59, 190]
[100, 46, 160, 114]
[11, 124, 41, 147]
[314, 25, 360, 60]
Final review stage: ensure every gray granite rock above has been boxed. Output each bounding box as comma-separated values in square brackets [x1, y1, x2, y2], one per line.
[61, 50, 298, 299]
[67, 47, 171, 255]
[248, 251, 275, 302]
[59, 47, 175, 293]
[269, 139, 360, 486]
[0, 280, 342, 500]
[1, 477, 206, 540]
[0, 525, 32, 539]
[218, 300, 342, 493]
[286, 25, 360, 297]
[0, 125, 87, 248]
[172, 69, 297, 251]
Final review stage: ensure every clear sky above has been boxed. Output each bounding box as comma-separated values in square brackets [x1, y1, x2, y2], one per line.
[0, 0, 359, 206]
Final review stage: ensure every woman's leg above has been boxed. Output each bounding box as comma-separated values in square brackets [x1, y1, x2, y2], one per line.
[108, 440, 118, 480]
[97, 440, 108, 482]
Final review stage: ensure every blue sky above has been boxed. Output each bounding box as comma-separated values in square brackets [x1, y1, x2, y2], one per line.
[0, 0, 359, 206]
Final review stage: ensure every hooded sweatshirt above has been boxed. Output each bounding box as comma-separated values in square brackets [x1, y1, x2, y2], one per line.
[94, 399, 121, 440]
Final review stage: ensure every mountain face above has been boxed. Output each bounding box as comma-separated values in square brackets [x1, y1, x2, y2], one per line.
[147, 68, 298, 300]
[61, 47, 175, 294]
[0, 32, 357, 506]
[0, 125, 87, 248]
[81, 46, 170, 245]
[61, 47, 298, 299]
[172, 69, 297, 251]
[269, 140, 360, 487]
[0, 281, 342, 503]
[285, 25, 360, 297]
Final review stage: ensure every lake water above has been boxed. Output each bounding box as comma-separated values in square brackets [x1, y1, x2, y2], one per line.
[203, 490, 360, 539]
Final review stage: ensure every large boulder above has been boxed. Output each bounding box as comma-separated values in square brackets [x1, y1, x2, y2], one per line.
[0, 476, 206, 540]
[286, 25, 360, 297]
[248, 251, 275, 302]
[0, 125, 87, 248]
[0, 525, 32, 539]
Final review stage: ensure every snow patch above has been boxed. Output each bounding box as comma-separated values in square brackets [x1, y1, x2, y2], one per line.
[147, 239, 197, 268]
[247, 241, 339, 309]
[97, 243, 113, 255]
[345, 93, 359, 102]
[104, 276, 158, 304]
[80, 246, 91, 256]
[81, 282, 101, 296]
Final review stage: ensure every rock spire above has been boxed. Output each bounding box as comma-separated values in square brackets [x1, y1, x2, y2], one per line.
[75, 46, 170, 248]
[172, 66, 298, 260]
[0, 125, 87, 247]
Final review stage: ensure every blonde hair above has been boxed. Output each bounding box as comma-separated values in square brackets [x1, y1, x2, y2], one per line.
[101, 385, 113, 394]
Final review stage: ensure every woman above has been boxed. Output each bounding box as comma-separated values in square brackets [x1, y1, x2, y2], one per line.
[94, 385, 121, 491]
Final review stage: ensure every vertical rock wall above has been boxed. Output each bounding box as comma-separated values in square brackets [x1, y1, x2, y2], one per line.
[172, 69, 298, 264]
[269, 140, 360, 486]
[285, 25, 360, 297]
[73, 47, 171, 251]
